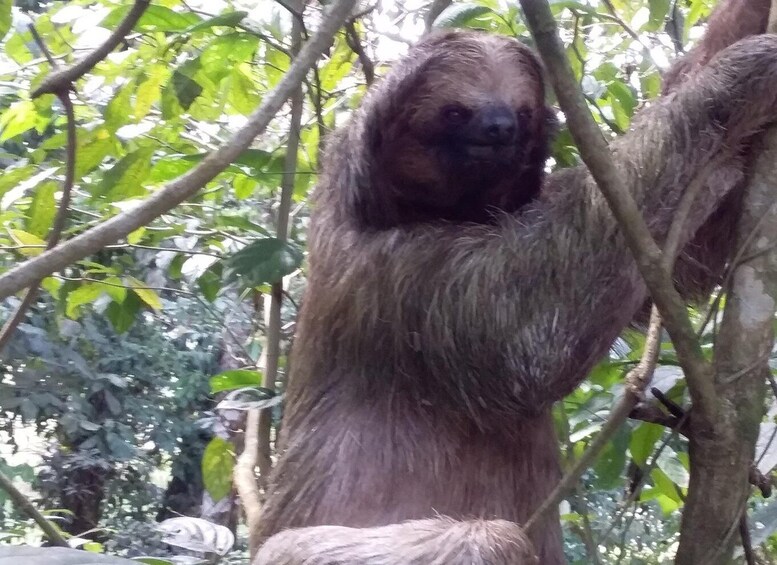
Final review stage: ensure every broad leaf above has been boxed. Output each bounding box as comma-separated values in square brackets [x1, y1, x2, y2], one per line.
[225, 238, 303, 286]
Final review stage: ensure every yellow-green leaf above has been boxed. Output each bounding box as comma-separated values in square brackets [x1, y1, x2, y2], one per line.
[65, 283, 105, 318]
[135, 65, 167, 121]
[8, 229, 46, 256]
[126, 276, 162, 310]
[127, 227, 146, 245]
[26, 181, 57, 237]
[0, 100, 38, 141]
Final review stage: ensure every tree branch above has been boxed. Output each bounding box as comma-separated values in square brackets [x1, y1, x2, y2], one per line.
[518, 0, 718, 429]
[675, 116, 777, 565]
[0, 470, 68, 547]
[32, 0, 151, 98]
[0, 0, 357, 302]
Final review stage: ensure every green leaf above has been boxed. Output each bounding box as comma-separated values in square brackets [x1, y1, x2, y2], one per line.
[164, 60, 204, 117]
[647, 0, 671, 31]
[641, 70, 662, 100]
[127, 227, 146, 245]
[183, 11, 248, 34]
[106, 292, 140, 333]
[228, 64, 261, 115]
[210, 369, 263, 393]
[200, 33, 261, 69]
[26, 181, 57, 238]
[94, 147, 155, 201]
[433, 4, 493, 28]
[656, 447, 690, 488]
[0, 165, 34, 200]
[233, 174, 258, 199]
[105, 86, 133, 132]
[4, 33, 31, 65]
[629, 422, 664, 466]
[197, 264, 222, 302]
[0, 100, 38, 141]
[101, 276, 128, 304]
[102, 4, 201, 32]
[135, 65, 167, 121]
[8, 229, 46, 256]
[593, 425, 629, 489]
[40, 277, 62, 298]
[202, 437, 235, 502]
[0, 0, 12, 42]
[126, 276, 163, 310]
[66, 283, 106, 318]
[226, 238, 303, 287]
[76, 132, 116, 179]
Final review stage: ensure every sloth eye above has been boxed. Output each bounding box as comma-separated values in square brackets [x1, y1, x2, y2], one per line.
[441, 105, 471, 124]
[516, 108, 532, 121]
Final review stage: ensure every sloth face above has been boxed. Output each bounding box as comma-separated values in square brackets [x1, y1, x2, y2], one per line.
[432, 101, 535, 167]
[371, 31, 555, 220]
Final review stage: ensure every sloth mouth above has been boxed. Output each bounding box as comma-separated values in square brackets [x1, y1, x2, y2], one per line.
[464, 142, 517, 161]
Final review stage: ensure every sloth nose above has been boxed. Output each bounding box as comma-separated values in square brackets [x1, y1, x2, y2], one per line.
[479, 106, 517, 144]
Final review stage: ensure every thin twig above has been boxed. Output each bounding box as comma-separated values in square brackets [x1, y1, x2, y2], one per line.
[344, 20, 375, 85]
[32, 0, 151, 98]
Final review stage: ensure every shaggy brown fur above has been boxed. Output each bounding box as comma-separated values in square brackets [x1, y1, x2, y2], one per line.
[660, 0, 772, 308]
[255, 518, 539, 564]
[663, 0, 772, 91]
[254, 18, 777, 565]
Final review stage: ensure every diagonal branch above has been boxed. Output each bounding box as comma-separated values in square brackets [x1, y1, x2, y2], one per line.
[0, 470, 68, 547]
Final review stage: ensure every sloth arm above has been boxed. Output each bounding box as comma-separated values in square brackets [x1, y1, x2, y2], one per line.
[320, 36, 777, 415]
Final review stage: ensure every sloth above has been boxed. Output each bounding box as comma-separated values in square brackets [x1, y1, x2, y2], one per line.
[253, 3, 777, 563]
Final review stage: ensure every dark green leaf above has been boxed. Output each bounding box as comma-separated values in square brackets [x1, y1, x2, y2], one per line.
[106, 293, 141, 333]
[94, 147, 155, 201]
[171, 69, 204, 112]
[434, 4, 493, 28]
[593, 425, 629, 489]
[629, 422, 664, 466]
[225, 238, 303, 286]
[183, 11, 248, 34]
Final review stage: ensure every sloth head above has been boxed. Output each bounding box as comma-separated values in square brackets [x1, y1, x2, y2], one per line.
[329, 30, 557, 229]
